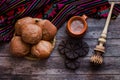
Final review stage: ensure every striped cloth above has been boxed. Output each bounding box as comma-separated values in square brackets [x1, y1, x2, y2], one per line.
[0, 0, 120, 42]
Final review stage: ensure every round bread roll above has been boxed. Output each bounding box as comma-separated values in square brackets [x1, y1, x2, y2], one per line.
[15, 17, 35, 36]
[31, 40, 53, 59]
[21, 24, 42, 44]
[36, 19, 57, 41]
[10, 36, 30, 57]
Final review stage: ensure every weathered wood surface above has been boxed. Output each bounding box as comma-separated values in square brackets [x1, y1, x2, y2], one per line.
[0, 15, 120, 80]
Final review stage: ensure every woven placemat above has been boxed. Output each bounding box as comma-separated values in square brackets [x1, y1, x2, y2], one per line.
[0, 0, 120, 42]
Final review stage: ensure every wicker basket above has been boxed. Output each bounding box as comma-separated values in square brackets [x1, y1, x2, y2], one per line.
[24, 37, 56, 60]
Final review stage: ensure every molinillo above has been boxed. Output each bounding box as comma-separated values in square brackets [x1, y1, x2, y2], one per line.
[90, 2, 115, 65]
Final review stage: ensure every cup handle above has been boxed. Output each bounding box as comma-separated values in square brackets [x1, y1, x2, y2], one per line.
[81, 15, 87, 20]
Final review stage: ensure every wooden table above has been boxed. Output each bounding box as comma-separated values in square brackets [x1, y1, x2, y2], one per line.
[0, 14, 120, 80]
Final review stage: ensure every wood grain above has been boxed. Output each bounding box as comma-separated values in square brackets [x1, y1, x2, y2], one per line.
[0, 39, 120, 57]
[0, 13, 120, 80]
[0, 56, 120, 74]
[0, 74, 120, 80]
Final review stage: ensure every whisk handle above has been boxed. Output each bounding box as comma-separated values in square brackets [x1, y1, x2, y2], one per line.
[95, 2, 115, 53]
[102, 2, 115, 35]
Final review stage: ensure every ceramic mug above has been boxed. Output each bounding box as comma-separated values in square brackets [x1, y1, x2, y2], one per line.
[66, 15, 88, 37]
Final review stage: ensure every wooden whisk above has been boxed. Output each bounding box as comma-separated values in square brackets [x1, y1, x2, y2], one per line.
[90, 2, 115, 65]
